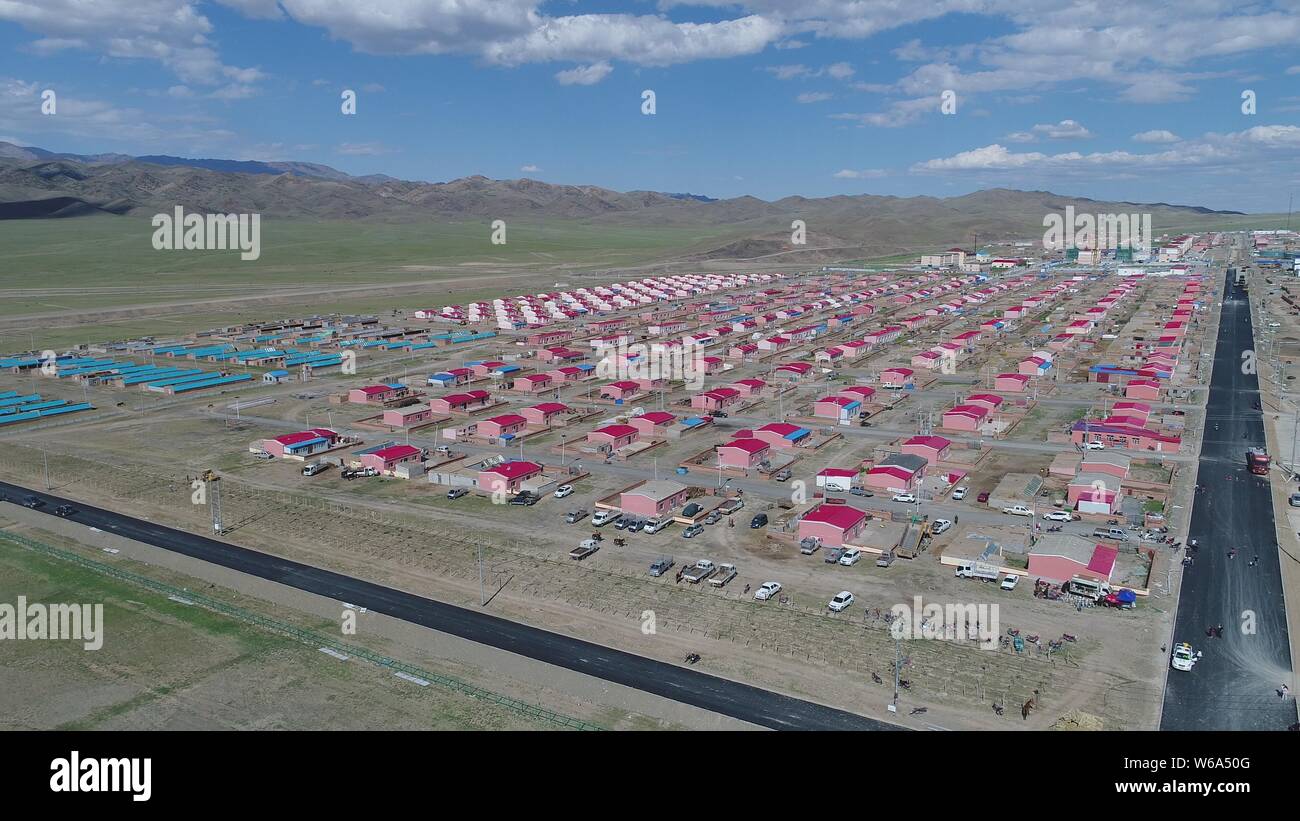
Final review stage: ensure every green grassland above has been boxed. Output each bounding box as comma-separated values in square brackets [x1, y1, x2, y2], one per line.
[2, 216, 743, 296]
[0, 531, 574, 730]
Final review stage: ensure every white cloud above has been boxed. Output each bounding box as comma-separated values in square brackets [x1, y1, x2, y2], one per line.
[520, 164, 541, 172]
[913, 125, 1300, 175]
[1005, 131, 1035, 143]
[337, 142, 395, 156]
[0, 0, 264, 89]
[555, 62, 612, 86]
[1033, 119, 1091, 139]
[796, 91, 831, 104]
[766, 64, 811, 80]
[1286, 65, 1300, 75]
[1132, 129, 1181, 144]
[825, 61, 854, 79]
[833, 168, 887, 179]
[831, 96, 937, 128]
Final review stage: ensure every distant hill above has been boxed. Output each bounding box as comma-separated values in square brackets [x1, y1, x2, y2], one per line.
[0, 140, 1265, 263]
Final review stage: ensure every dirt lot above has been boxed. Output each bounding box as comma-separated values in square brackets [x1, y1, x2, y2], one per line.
[1, 415, 1169, 730]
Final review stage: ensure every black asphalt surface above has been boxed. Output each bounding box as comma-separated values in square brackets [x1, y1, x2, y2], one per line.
[0, 480, 898, 731]
[1159, 269, 1297, 730]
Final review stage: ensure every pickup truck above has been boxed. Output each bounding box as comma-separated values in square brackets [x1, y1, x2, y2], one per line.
[954, 560, 999, 581]
[569, 539, 600, 561]
[682, 560, 717, 583]
[799, 536, 822, 555]
[1002, 505, 1033, 517]
[708, 563, 737, 587]
[717, 498, 745, 515]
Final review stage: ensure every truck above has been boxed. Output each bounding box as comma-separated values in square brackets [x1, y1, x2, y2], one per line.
[799, 536, 822, 555]
[717, 497, 745, 515]
[569, 539, 600, 561]
[1066, 575, 1112, 601]
[1247, 447, 1270, 476]
[954, 560, 999, 582]
[708, 563, 738, 587]
[681, 560, 717, 583]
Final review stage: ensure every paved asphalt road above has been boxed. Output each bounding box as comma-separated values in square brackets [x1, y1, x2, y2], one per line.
[1160, 269, 1297, 730]
[0, 480, 898, 731]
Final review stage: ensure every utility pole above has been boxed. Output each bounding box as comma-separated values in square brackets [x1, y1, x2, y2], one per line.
[890, 636, 901, 713]
[478, 544, 485, 606]
[42, 444, 50, 491]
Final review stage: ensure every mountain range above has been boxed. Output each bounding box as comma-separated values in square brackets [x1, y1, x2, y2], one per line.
[0, 140, 1260, 262]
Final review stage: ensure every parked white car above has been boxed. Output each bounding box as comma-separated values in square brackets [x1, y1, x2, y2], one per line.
[1085, 441, 1105, 450]
[931, 518, 952, 535]
[1000, 575, 1019, 591]
[1002, 505, 1033, 517]
[892, 493, 917, 504]
[1042, 509, 1074, 522]
[1170, 642, 1201, 671]
[828, 591, 855, 612]
[951, 486, 968, 501]
[553, 484, 574, 499]
[591, 510, 616, 526]
[838, 549, 862, 566]
[754, 581, 782, 601]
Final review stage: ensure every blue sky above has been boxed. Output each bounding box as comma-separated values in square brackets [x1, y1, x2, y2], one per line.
[2, 1, 1299, 211]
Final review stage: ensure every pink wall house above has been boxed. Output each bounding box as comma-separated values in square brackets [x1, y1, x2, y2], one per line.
[880, 368, 913, 388]
[813, 395, 858, 421]
[838, 385, 876, 404]
[471, 361, 508, 377]
[600, 380, 642, 401]
[774, 362, 812, 380]
[691, 387, 740, 411]
[477, 461, 543, 494]
[429, 390, 492, 414]
[995, 373, 1030, 393]
[1019, 356, 1051, 376]
[381, 405, 434, 427]
[901, 435, 952, 464]
[619, 480, 691, 518]
[360, 444, 422, 473]
[717, 438, 770, 468]
[348, 384, 411, 405]
[942, 404, 988, 432]
[1028, 543, 1118, 585]
[965, 393, 1005, 413]
[797, 503, 868, 548]
[911, 351, 942, 370]
[750, 422, 811, 449]
[513, 373, 553, 393]
[479, 413, 528, 438]
[630, 412, 675, 439]
[730, 379, 766, 397]
[863, 464, 921, 494]
[1125, 379, 1161, 400]
[547, 366, 587, 383]
[520, 402, 569, 427]
[587, 424, 639, 451]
